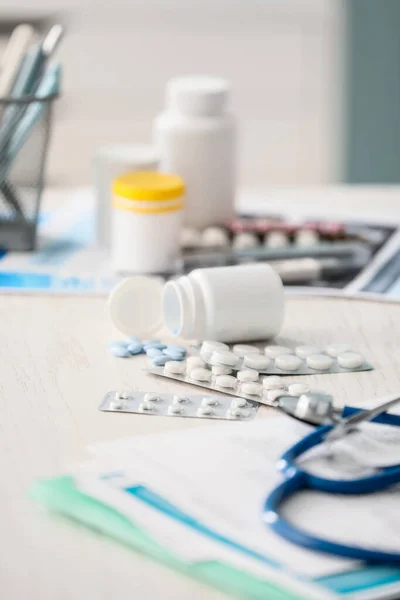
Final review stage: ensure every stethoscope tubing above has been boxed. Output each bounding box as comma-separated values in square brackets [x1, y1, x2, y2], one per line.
[263, 407, 400, 564]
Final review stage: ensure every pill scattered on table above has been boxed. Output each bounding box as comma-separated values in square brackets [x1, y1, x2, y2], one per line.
[275, 354, 302, 371]
[151, 355, 169, 367]
[337, 351, 364, 369]
[212, 350, 239, 367]
[237, 369, 259, 382]
[288, 383, 310, 396]
[164, 360, 186, 375]
[232, 344, 260, 357]
[144, 342, 167, 351]
[306, 354, 334, 371]
[146, 347, 164, 358]
[163, 347, 186, 360]
[143, 339, 161, 346]
[243, 354, 270, 370]
[110, 345, 131, 358]
[216, 375, 238, 388]
[326, 343, 352, 357]
[295, 345, 320, 359]
[264, 345, 293, 358]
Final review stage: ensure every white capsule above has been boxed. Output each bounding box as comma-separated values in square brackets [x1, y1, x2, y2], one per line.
[187, 356, 207, 370]
[139, 400, 154, 412]
[266, 388, 285, 402]
[202, 396, 219, 406]
[164, 360, 186, 375]
[168, 404, 184, 415]
[243, 354, 271, 370]
[180, 227, 202, 248]
[237, 369, 259, 382]
[262, 376, 284, 390]
[215, 375, 237, 388]
[232, 344, 260, 357]
[201, 226, 230, 248]
[233, 232, 259, 249]
[144, 392, 160, 403]
[212, 350, 239, 367]
[306, 354, 334, 371]
[197, 405, 214, 416]
[231, 397, 247, 408]
[190, 367, 212, 382]
[326, 343, 352, 357]
[241, 382, 263, 396]
[337, 351, 364, 369]
[264, 345, 293, 359]
[275, 354, 302, 371]
[288, 383, 310, 396]
[173, 395, 188, 404]
[295, 345, 320, 359]
[212, 365, 232, 376]
[201, 340, 229, 354]
[264, 231, 289, 248]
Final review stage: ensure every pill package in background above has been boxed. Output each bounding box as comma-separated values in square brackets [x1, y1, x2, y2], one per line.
[149, 360, 322, 408]
[193, 341, 373, 376]
[100, 391, 259, 421]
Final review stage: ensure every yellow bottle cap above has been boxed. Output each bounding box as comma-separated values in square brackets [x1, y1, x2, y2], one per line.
[112, 171, 185, 202]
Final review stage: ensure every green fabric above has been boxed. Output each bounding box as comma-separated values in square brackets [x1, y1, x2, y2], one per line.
[30, 476, 306, 600]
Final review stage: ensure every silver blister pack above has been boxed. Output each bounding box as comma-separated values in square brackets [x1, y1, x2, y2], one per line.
[100, 390, 259, 421]
[192, 344, 372, 376]
[149, 365, 317, 407]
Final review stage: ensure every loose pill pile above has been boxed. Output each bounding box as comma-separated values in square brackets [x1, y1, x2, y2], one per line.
[149, 359, 328, 407]
[109, 338, 187, 366]
[194, 340, 371, 376]
[100, 390, 259, 421]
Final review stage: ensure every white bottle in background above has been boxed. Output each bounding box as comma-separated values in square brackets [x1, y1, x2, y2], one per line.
[153, 75, 236, 227]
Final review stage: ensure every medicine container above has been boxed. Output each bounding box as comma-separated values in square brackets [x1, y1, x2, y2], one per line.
[108, 264, 284, 343]
[153, 75, 236, 228]
[111, 171, 185, 274]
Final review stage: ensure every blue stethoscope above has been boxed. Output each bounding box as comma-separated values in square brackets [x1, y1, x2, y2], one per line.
[263, 392, 400, 564]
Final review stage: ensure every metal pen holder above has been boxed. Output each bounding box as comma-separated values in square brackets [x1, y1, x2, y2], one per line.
[0, 92, 57, 251]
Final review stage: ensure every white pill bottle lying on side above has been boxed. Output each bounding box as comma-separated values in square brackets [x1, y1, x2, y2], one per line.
[163, 264, 284, 342]
[153, 75, 236, 227]
[108, 264, 284, 343]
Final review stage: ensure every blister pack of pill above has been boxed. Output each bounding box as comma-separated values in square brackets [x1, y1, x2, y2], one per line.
[100, 390, 259, 421]
[192, 341, 372, 376]
[148, 357, 320, 407]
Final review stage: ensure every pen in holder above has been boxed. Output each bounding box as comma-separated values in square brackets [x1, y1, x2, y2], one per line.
[0, 89, 58, 251]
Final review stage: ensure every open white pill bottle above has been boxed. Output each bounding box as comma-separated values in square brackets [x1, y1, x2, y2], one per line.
[108, 264, 284, 342]
[112, 171, 185, 274]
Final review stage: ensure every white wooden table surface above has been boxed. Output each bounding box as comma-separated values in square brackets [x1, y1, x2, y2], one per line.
[1, 291, 400, 599]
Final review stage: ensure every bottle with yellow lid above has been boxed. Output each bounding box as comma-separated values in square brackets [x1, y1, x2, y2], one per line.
[111, 171, 185, 274]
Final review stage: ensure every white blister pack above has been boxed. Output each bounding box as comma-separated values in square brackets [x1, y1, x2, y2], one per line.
[100, 390, 259, 421]
[193, 341, 372, 376]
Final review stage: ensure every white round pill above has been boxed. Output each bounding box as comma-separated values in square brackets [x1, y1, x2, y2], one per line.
[231, 397, 247, 408]
[237, 369, 259, 382]
[144, 392, 160, 403]
[275, 354, 302, 371]
[243, 354, 271, 370]
[201, 226, 230, 248]
[190, 367, 212, 382]
[306, 354, 334, 371]
[266, 388, 285, 402]
[227, 408, 246, 419]
[173, 395, 188, 404]
[115, 390, 131, 400]
[241, 382, 263, 396]
[164, 360, 186, 375]
[168, 404, 184, 415]
[212, 350, 239, 367]
[233, 232, 259, 249]
[326, 343, 352, 357]
[201, 340, 229, 354]
[197, 406, 214, 416]
[212, 365, 232, 375]
[264, 231, 289, 248]
[139, 401, 154, 411]
[110, 400, 124, 410]
[216, 375, 237, 388]
[295, 345, 320, 359]
[337, 351, 364, 369]
[232, 344, 260, 357]
[202, 396, 219, 406]
[264, 345, 293, 359]
[288, 383, 310, 396]
[187, 356, 206, 369]
[262, 376, 284, 390]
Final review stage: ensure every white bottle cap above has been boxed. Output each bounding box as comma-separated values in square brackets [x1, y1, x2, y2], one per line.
[167, 75, 230, 117]
[108, 276, 164, 337]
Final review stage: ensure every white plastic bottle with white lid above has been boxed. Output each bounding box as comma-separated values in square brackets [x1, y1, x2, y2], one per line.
[153, 75, 236, 228]
[108, 264, 284, 343]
